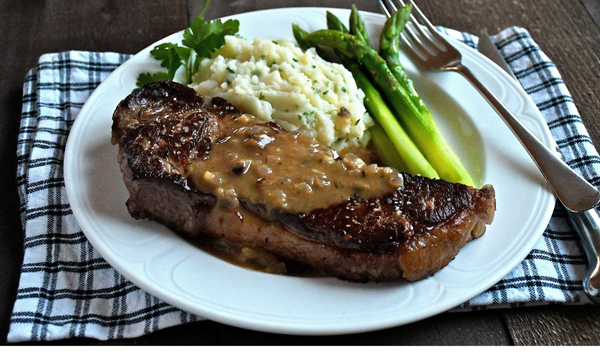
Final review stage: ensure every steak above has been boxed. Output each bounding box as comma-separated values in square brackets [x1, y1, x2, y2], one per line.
[112, 81, 496, 282]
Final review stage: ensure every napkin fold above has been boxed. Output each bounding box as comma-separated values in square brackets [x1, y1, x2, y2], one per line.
[7, 27, 599, 342]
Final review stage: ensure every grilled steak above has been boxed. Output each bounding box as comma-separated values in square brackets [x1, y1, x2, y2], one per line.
[112, 81, 496, 282]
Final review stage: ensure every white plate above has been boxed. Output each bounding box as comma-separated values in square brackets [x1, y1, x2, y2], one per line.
[64, 8, 555, 335]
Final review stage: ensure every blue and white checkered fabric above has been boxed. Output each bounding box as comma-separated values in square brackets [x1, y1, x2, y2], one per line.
[7, 27, 599, 342]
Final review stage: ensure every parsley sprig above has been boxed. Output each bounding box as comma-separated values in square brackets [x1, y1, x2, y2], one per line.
[136, 0, 239, 87]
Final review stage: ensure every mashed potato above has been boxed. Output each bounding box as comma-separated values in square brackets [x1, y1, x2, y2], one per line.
[191, 36, 373, 150]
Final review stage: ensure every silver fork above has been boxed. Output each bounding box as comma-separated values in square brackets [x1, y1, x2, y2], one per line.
[379, 0, 600, 213]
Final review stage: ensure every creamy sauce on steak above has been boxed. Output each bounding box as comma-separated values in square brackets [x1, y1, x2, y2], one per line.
[187, 114, 403, 214]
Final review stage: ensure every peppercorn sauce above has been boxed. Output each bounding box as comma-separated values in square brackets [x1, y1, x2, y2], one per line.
[187, 114, 403, 214]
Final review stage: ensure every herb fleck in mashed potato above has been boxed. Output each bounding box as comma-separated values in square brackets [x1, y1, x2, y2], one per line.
[191, 36, 373, 149]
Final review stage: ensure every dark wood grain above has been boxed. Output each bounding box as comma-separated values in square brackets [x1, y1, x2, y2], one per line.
[2, 0, 600, 346]
[16, 310, 510, 346]
[212, 309, 511, 345]
[194, 0, 381, 21]
[505, 305, 600, 345]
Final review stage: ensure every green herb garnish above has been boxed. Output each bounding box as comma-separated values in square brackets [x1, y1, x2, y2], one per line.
[136, 0, 240, 87]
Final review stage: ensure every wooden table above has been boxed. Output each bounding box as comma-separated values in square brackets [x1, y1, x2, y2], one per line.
[2, 0, 600, 345]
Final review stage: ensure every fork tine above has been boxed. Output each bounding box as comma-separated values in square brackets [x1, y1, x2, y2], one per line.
[381, 0, 438, 57]
[380, 0, 445, 59]
[391, 0, 442, 56]
[400, 31, 429, 62]
[405, 28, 441, 62]
[401, 0, 434, 30]
[378, 0, 395, 18]
[378, 0, 428, 60]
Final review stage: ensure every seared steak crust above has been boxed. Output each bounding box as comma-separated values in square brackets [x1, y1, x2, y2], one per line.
[274, 173, 479, 253]
[112, 81, 496, 282]
[112, 81, 238, 192]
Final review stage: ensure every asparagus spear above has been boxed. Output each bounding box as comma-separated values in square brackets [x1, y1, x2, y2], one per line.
[327, 10, 349, 33]
[303, 29, 475, 187]
[323, 13, 437, 176]
[349, 60, 437, 176]
[349, 4, 369, 44]
[378, 8, 476, 186]
[369, 123, 407, 172]
[379, 5, 426, 115]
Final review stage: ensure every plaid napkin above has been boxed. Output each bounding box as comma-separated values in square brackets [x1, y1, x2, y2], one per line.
[7, 26, 599, 342]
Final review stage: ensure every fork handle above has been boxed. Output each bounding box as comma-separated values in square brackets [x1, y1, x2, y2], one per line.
[455, 64, 599, 212]
[566, 206, 600, 303]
